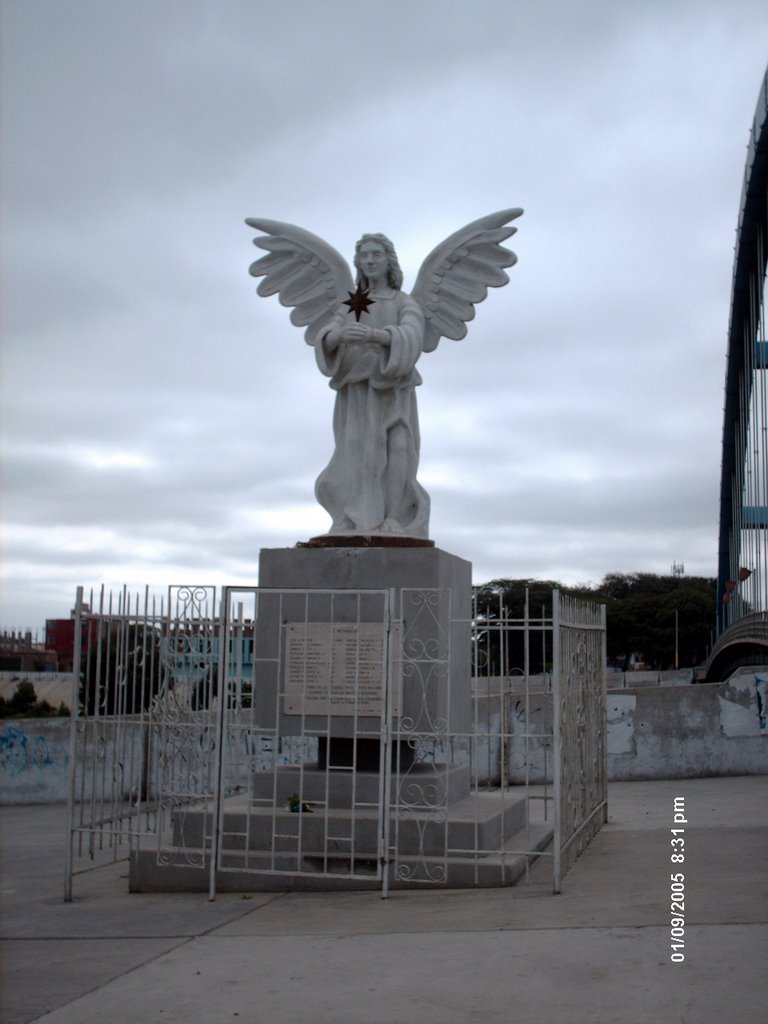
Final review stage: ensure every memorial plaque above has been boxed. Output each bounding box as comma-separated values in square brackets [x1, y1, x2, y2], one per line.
[283, 622, 401, 717]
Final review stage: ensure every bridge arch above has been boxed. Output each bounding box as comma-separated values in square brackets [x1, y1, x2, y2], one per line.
[710, 66, 768, 680]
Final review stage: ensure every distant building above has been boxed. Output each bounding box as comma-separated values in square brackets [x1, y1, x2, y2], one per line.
[45, 619, 76, 671]
[45, 616, 90, 672]
[0, 630, 58, 673]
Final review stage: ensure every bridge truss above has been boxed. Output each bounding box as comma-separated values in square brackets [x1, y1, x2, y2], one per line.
[714, 66, 768, 672]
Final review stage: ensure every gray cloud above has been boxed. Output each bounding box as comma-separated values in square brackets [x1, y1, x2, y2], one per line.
[2, 0, 766, 628]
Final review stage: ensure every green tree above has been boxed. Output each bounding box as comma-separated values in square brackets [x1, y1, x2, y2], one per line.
[596, 573, 715, 669]
[473, 573, 716, 672]
[0, 681, 70, 718]
[80, 623, 163, 715]
[473, 578, 565, 675]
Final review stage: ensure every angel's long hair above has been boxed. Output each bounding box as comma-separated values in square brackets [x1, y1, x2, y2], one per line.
[354, 233, 403, 290]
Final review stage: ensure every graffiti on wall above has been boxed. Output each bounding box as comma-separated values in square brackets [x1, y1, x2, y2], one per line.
[606, 695, 636, 755]
[0, 723, 66, 776]
[755, 675, 768, 735]
[718, 671, 768, 737]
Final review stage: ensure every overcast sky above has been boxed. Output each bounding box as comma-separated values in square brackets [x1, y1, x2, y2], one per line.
[2, 0, 767, 631]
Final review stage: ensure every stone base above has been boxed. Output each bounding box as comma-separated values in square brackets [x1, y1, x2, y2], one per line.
[127, 543, 502, 896]
[260, 542, 467, 592]
[128, 790, 552, 892]
[173, 789, 524, 860]
[257, 544, 472, 735]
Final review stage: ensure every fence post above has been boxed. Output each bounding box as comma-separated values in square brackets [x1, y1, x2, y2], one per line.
[380, 588, 397, 898]
[208, 588, 230, 902]
[551, 589, 562, 895]
[64, 586, 85, 902]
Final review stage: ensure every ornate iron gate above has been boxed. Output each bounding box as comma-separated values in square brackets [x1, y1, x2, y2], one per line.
[211, 586, 394, 892]
[65, 584, 220, 899]
[552, 590, 608, 892]
[386, 588, 453, 890]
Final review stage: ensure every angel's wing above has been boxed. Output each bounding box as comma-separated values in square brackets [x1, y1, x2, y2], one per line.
[245, 219, 355, 344]
[411, 208, 523, 353]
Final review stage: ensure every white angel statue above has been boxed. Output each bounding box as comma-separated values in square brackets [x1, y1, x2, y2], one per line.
[246, 209, 522, 540]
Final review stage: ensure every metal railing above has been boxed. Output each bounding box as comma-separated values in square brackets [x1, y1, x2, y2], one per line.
[65, 583, 606, 899]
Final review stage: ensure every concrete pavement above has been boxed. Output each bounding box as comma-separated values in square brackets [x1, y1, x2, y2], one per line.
[1, 776, 766, 1024]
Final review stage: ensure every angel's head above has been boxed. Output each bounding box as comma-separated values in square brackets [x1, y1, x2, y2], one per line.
[354, 233, 403, 290]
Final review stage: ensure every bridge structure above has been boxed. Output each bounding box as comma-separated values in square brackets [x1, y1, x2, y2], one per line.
[707, 66, 768, 681]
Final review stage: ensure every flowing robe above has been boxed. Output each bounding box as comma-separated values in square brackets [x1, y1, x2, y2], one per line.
[313, 289, 431, 537]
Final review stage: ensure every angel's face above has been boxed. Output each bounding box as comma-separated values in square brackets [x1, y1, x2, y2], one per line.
[358, 241, 389, 286]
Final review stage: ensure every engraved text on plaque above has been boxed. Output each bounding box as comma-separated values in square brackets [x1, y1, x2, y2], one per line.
[283, 622, 401, 717]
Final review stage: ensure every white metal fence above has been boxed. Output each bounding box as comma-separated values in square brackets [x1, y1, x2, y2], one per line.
[65, 584, 606, 899]
[553, 591, 608, 891]
[64, 584, 221, 898]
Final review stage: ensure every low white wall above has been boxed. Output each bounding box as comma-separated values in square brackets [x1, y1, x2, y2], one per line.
[0, 717, 150, 805]
[0, 715, 271, 805]
[2, 672, 766, 803]
[607, 670, 767, 780]
[391, 671, 766, 785]
[472, 671, 766, 783]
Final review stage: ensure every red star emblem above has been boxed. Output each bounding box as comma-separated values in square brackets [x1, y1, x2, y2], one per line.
[343, 284, 376, 321]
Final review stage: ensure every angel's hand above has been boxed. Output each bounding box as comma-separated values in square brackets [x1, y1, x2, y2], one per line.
[341, 323, 370, 343]
[341, 324, 391, 346]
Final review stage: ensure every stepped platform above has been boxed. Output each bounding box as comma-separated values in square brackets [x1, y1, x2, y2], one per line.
[129, 787, 553, 892]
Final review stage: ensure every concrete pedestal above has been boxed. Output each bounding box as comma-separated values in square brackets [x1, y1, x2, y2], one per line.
[127, 545, 553, 892]
[257, 544, 472, 738]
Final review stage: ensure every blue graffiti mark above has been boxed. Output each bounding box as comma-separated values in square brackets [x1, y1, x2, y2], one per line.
[32, 735, 54, 767]
[1, 724, 65, 776]
[0, 725, 28, 775]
